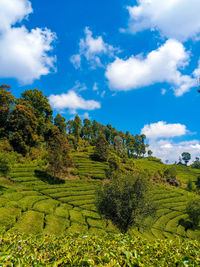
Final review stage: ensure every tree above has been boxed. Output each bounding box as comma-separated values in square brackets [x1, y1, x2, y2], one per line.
[187, 179, 194, 191]
[72, 115, 82, 142]
[93, 133, 109, 162]
[113, 135, 123, 153]
[54, 114, 67, 134]
[9, 104, 38, 155]
[106, 154, 120, 179]
[81, 119, 92, 140]
[181, 152, 191, 166]
[96, 175, 156, 233]
[148, 150, 153, 157]
[186, 199, 200, 227]
[0, 153, 11, 177]
[0, 85, 15, 138]
[195, 176, 200, 189]
[16, 89, 53, 136]
[47, 126, 72, 177]
[164, 167, 179, 187]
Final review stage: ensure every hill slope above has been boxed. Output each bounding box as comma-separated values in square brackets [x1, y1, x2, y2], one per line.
[0, 158, 200, 240]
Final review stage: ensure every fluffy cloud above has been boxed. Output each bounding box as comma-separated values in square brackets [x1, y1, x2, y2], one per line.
[148, 139, 200, 164]
[141, 121, 187, 139]
[49, 90, 101, 113]
[106, 39, 195, 96]
[127, 0, 200, 41]
[141, 121, 200, 163]
[71, 27, 118, 68]
[0, 0, 56, 84]
[0, 0, 32, 31]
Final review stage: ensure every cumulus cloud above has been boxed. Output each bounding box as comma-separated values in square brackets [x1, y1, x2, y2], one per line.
[141, 121, 200, 163]
[49, 90, 101, 114]
[71, 27, 118, 68]
[148, 139, 200, 164]
[106, 39, 196, 96]
[141, 121, 187, 139]
[0, 0, 32, 31]
[127, 0, 200, 41]
[0, 0, 56, 84]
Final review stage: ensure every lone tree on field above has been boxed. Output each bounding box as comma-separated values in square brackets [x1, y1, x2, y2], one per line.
[181, 152, 191, 166]
[186, 199, 200, 227]
[148, 150, 153, 157]
[96, 175, 156, 233]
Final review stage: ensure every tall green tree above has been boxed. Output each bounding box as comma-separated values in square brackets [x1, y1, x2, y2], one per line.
[47, 126, 72, 177]
[96, 175, 156, 233]
[0, 85, 15, 138]
[17, 89, 53, 136]
[72, 115, 82, 142]
[113, 135, 123, 153]
[81, 119, 92, 140]
[93, 133, 109, 162]
[181, 152, 191, 166]
[54, 114, 67, 134]
[9, 104, 38, 155]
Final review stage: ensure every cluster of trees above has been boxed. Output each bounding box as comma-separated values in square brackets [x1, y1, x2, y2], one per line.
[0, 85, 71, 177]
[0, 85, 149, 173]
[66, 115, 148, 159]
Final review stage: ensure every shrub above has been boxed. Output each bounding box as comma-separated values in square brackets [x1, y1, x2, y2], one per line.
[105, 155, 120, 179]
[96, 175, 156, 233]
[186, 199, 200, 227]
[0, 152, 19, 177]
[93, 133, 109, 162]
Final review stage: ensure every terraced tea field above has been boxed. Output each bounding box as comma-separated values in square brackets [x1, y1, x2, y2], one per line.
[0, 163, 200, 240]
[134, 158, 200, 184]
[71, 148, 108, 179]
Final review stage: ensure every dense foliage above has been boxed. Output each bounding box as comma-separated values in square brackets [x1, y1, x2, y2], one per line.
[96, 175, 156, 233]
[0, 231, 200, 266]
[186, 199, 200, 227]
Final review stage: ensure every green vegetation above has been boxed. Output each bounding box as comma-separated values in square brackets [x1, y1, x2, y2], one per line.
[96, 175, 156, 233]
[1, 84, 200, 264]
[186, 199, 200, 227]
[0, 232, 200, 266]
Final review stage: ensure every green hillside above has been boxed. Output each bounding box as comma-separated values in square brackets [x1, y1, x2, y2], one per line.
[0, 159, 200, 241]
[133, 158, 200, 184]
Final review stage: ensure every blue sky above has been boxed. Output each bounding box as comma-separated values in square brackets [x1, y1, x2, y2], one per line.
[0, 0, 200, 163]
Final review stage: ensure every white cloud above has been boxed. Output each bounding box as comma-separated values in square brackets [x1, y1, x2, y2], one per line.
[71, 27, 118, 68]
[0, 0, 32, 31]
[80, 112, 90, 120]
[70, 54, 81, 69]
[106, 39, 196, 96]
[141, 121, 187, 139]
[0, 0, 56, 84]
[93, 82, 98, 91]
[100, 90, 106, 98]
[49, 90, 101, 114]
[127, 0, 200, 41]
[161, 88, 167, 95]
[148, 139, 200, 164]
[142, 121, 200, 163]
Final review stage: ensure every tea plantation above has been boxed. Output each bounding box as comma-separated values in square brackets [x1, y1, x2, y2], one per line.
[0, 158, 200, 265]
[0, 160, 199, 240]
